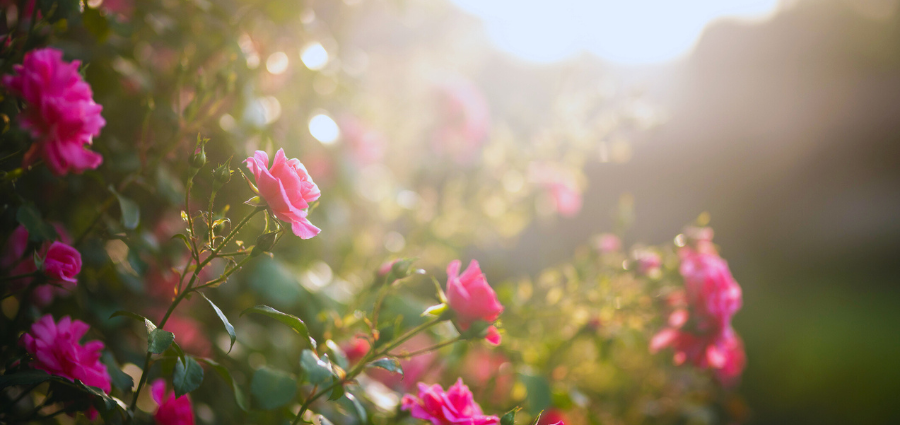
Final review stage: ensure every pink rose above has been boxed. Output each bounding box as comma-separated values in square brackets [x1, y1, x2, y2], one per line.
[2, 48, 104, 175]
[341, 336, 371, 365]
[446, 260, 503, 345]
[596, 233, 621, 253]
[19, 315, 111, 420]
[151, 379, 195, 425]
[3, 225, 79, 307]
[161, 315, 211, 358]
[528, 162, 583, 217]
[401, 378, 499, 425]
[43, 241, 81, 283]
[548, 182, 582, 217]
[244, 149, 321, 239]
[650, 325, 745, 386]
[679, 249, 742, 332]
[634, 250, 662, 276]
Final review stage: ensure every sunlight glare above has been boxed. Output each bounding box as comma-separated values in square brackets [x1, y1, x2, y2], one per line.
[266, 51, 289, 74]
[451, 0, 780, 64]
[309, 113, 340, 144]
[300, 42, 329, 70]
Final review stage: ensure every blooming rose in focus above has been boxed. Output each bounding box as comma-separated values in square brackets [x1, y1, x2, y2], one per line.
[446, 260, 503, 345]
[401, 378, 499, 425]
[151, 379, 195, 425]
[19, 315, 111, 418]
[244, 149, 321, 239]
[3, 225, 80, 306]
[2, 48, 105, 175]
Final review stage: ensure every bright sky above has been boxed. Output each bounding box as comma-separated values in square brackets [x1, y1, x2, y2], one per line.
[450, 0, 781, 65]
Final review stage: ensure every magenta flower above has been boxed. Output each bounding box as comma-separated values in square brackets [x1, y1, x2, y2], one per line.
[679, 249, 742, 332]
[244, 149, 321, 239]
[2, 48, 104, 175]
[401, 379, 499, 425]
[634, 250, 662, 276]
[596, 233, 621, 253]
[19, 315, 111, 420]
[650, 325, 746, 387]
[151, 379, 195, 425]
[446, 260, 503, 345]
[3, 224, 79, 307]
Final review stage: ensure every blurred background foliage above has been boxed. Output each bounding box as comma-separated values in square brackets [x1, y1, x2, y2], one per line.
[1, 0, 899, 424]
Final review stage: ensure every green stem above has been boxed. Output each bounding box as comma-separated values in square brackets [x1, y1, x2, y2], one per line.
[389, 336, 462, 359]
[129, 207, 262, 415]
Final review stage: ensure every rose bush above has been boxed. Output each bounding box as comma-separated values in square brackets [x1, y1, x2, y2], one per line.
[0, 1, 748, 424]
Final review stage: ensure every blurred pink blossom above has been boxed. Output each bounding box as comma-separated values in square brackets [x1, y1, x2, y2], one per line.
[528, 162, 583, 217]
[3, 48, 104, 175]
[340, 115, 386, 165]
[460, 347, 513, 402]
[245, 149, 321, 239]
[596, 233, 621, 253]
[341, 336, 371, 365]
[19, 315, 111, 419]
[536, 409, 567, 425]
[446, 260, 503, 345]
[401, 378, 499, 425]
[432, 79, 491, 164]
[369, 334, 441, 391]
[634, 250, 662, 275]
[160, 314, 211, 358]
[151, 379, 195, 425]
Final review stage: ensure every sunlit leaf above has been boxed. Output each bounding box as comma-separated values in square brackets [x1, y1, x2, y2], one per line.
[367, 358, 403, 377]
[199, 293, 236, 353]
[241, 305, 315, 349]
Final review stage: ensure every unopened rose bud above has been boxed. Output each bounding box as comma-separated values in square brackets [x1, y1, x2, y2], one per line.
[212, 158, 233, 190]
[251, 232, 278, 256]
[189, 135, 208, 169]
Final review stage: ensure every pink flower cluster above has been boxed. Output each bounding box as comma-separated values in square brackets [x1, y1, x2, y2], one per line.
[446, 260, 503, 345]
[245, 149, 321, 239]
[3, 48, 105, 175]
[650, 228, 746, 386]
[401, 379, 499, 425]
[19, 315, 111, 419]
[432, 79, 491, 164]
[2, 224, 82, 306]
[151, 379, 195, 425]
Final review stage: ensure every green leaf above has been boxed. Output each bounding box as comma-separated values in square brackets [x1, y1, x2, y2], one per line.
[250, 367, 296, 410]
[173, 357, 204, 397]
[528, 411, 545, 425]
[110, 186, 140, 230]
[501, 407, 522, 425]
[367, 358, 403, 377]
[300, 350, 334, 384]
[148, 328, 175, 354]
[16, 203, 58, 242]
[328, 378, 345, 401]
[82, 6, 110, 41]
[241, 305, 315, 349]
[324, 340, 349, 370]
[109, 311, 173, 354]
[171, 234, 193, 252]
[0, 369, 51, 390]
[199, 293, 236, 353]
[197, 358, 249, 412]
[344, 392, 366, 423]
